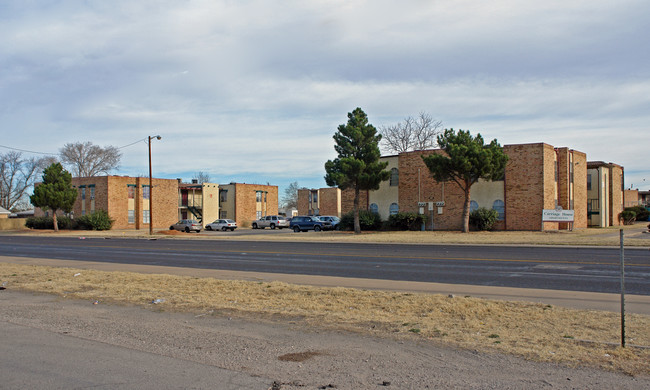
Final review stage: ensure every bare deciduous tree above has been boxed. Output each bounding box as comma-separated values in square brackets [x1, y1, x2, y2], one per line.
[0, 151, 44, 211]
[192, 171, 211, 184]
[281, 181, 300, 209]
[380, 112, 443, 154]
[59, 142, 122, 177]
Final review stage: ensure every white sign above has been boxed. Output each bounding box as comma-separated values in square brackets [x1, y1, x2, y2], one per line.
[542, 209, 575, 222]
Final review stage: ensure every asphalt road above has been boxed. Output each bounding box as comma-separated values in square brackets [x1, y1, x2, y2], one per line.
[0, 235, 648, 295]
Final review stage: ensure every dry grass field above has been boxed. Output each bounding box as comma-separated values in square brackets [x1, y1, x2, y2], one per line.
[1, 262, 648, 376]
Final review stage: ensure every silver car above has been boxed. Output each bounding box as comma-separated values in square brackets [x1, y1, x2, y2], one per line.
[170, 219, 202, 233]
[205, 219, 237, 231]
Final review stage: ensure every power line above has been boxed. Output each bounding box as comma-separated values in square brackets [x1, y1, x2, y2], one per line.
[0, 144, 56, 155]
[0, 138, 149, 156]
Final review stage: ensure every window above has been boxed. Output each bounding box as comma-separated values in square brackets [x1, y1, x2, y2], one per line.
[587, 174, 592, 191]
[219, 190, 228, 202]
[389, 203, 399, 215]
[128, 210, 135, 224]
[312, 192, 317, 203]
[256, 211, 262, 219]
[90, 186, 95, 200]
[492, 200, 505, 221]
[390, 168, 399, 186]
[81, 187, 86, 200]
[143, 210, 150, 224]
[128, 185, 135, 199]
[369, 203, 379, 214]
[143, 186, 150, 200]
[256, 191, 262, 202]
[470, 200, 478, 212]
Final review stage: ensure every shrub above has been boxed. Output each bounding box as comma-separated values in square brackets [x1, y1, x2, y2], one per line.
[624, 206, 649, 222]
[25, 216, 76, 230]
[619, 210, 636, 225]
[469, 207, 499, 231]
[387, 212, 428, 231]
[339, 210, 382, 231]
[76, 210, 114, 231]
[26, 216, 53, 229]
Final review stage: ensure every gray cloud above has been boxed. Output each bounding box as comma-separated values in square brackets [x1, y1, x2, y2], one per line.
[1, 0, 649, 190]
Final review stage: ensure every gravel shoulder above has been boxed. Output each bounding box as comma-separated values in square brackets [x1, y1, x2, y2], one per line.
[2, 290, 648, 390]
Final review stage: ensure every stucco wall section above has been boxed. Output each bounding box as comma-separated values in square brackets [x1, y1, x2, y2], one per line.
[368, 155, 399, 220]
[200, 183, 220, 225]
[572, 151, 588, 229]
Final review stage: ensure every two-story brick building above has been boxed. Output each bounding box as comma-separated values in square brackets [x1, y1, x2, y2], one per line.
[298, 142, 610, 231]
[36, 176, 180, 230]
[218, 182, 278, 227]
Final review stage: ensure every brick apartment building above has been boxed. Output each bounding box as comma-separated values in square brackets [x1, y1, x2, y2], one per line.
[218, 183, 278, 227]
[297, 187, 342, 217]
[298, 143, 618, 231]
[34, 176, 179, 230]
[35, 177, 279, 230]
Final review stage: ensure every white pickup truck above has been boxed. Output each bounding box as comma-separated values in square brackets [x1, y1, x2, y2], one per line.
[251, 215, 290, 229]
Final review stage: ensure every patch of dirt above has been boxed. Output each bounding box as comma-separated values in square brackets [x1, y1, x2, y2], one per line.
[278, 351, 324, 362]
[156, 229, 187, 235]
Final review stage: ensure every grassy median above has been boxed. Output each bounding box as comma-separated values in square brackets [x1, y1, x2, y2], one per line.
[1, 262, 648, 376]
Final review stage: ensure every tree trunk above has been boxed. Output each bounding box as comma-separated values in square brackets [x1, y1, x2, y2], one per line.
[353, 187, 361, 234]
[462, 181, 471, 233]
[52, 209, 59, 232]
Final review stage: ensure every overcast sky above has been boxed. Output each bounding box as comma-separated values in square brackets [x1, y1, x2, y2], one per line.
[2, 0, 649, 193]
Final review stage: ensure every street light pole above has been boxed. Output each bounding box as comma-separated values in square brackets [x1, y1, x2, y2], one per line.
[148, 135, 162, 235]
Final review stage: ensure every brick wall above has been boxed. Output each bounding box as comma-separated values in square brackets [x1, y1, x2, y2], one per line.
[504, 143, 554, 231]
[319, 187, 341, 216]
[297, 189, 310, 216]
[233, 183, 279, 227]
[610, 165, 624, 226]
[398, 150, 467, 230]
[65, 176, 179, 230]
[341, 188, 369, 215]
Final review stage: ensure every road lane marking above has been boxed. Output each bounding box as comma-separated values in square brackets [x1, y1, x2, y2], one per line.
[8, 243, 649, 268]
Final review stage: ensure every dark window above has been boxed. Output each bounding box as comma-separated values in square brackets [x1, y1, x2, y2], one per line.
[390, 168, 399, 186]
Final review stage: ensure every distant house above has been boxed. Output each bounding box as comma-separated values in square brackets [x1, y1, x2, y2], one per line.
[0, 206, 10, 219]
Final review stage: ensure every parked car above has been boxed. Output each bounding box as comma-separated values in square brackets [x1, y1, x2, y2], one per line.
[205, 219, 237, 231]
[170, 219, 202, 233]
[318, 216, 341, 230]
[251, 215, 290, 229]
[289, 216, 331, 232]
